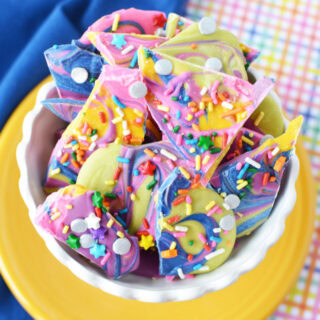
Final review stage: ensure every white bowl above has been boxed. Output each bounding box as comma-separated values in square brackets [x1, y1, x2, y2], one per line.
[16, 70, 300, 303]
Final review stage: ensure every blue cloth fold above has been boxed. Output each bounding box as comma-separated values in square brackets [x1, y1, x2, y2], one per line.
[0, 0, 186, 318]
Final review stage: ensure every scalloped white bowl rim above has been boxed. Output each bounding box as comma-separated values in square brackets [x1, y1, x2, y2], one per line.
[16, 69, 300, 303]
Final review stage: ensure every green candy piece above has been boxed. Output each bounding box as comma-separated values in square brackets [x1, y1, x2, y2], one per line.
[146, 179, 157, 190]
[92, 191, 103, 208]
[66, 234, 80, 249]
[198, 135, 214, 151]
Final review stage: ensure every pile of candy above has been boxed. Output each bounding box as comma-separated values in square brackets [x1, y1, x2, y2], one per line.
[36, 8, 302, 280]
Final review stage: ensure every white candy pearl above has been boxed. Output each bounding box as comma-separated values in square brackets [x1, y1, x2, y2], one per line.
[205, 57, 223, 71]
[112, 238, 131, 255]
[80, 234, 94, 248]
[259, 134, 274, 145]
[199, 17, 217, 35]
[224, 194, 241, 210]
[154, 59, 173, 75]
[220, 215, 236, 231]
[71, 67, 88, 84]
[70, 218, 88, 233]
[129, 81, 148, 99]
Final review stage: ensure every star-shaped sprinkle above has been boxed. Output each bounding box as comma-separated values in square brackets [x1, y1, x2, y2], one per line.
[90, 226, 107, 241]
[198, 135, 214, 151]
[85, 213, 101, 230]
[139, 160, 156, 176]
[92, 191, 103, 208]
[66, 234, 80, 249]
[89, 242, 106, 259]
[111, 34, 127, 49]
[139, 234, 155, 250]
[152, 14, 167, 27]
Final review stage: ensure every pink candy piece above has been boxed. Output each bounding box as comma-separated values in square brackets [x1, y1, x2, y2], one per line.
[198, 233, 207, 243]
[167, 159, 176, 170]
[207, 205, 220, 216]
[173, 232, 186, 238]
[209, 80, 220, 105]
[100, 251, 111, 265]
[82, 122, 88, 134]
[153, 156, 162, 163]
[186, 195, 192, 204]
[194, 110, 205, 117]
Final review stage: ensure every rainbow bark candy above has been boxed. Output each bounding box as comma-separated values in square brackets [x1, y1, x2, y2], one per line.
[44, 65, 148, 191]
[87, 32, 167, 67]
[210, 116, 303, 237]
[76, 141, 185, 244]
[158, 16, 248, 80]
[156, 167, 236, 277]
[79, 8, 167, 46]
[164, 13, 260, 69]
[138, 48, 274, 186]
[163, 14, 284, 138]
[35, 185, 140, 279]
[44, 42, 105, 101]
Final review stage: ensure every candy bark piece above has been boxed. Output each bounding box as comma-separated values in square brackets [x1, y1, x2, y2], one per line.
[87, 32, 166, 67]
[44, 65, 148, 191]
[76, 141, 185, 242]
[138, 48, 274, 185]
[42, 98, 85, 122]
[79, 8, 167, 46]
[158, 17, 247, 79]
[156, 167, 236, 277]
[44, 43, 105, 101]
[210, 116, 302, 237]
[165, 13, 260, 69]
[35, 185, 140, 279]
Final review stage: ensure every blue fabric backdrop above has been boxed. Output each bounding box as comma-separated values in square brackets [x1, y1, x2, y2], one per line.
[0, 0, 186, 318]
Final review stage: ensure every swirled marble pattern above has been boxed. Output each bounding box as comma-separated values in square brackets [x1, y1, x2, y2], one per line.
[76, 141, 186, 243]
[44, 42, 105, 101]
[87, 32, 166, 67]
[79, 8, 167, 47]
[44, 65, 148, 191]
[35, 185, 140, 279]
[138, 47, 274, 185]
[41, 98, 84, 122]
[210, 116, 302, 237]
[158, 19, 248, 79]
[156, 167, 236, 277]
[164, 13, 260, 69]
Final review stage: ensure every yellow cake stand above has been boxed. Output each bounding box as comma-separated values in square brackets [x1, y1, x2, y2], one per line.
[0, 77, 316, 320]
